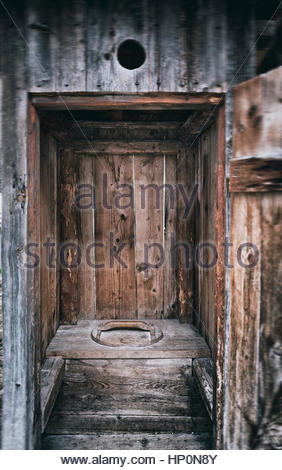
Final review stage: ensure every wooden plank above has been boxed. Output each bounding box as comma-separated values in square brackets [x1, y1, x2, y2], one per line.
[55, 0, 86, 91]
[26, 102, 42, 448]
[40, 129, 50, 358]
[214, 105, 226, 449]
[85, 0, 158, 93]
[40, 357, 65, 432]
[62, 358, 194, 397]
[176, 147, 195, 323]
[134, 155, 164, 318]
[46, 320, 211, 359]
[26, 0, 55, 91]
[31, 93, 223, 110]
[256, 194, 282, 449]
[44, 356, 211, 442]
[74, 140, 180, 154]
[157, 0, 186, 92]
[227, 67, 282, 449]
[228, 193, 282, 449]
[2, 93, 41, 446]
[93, 155, 137, 319]
[77, 156, 95, 319]
[230, 157, 282, 192]
[40, 131, 60, 358]
[163, 154, 177, 317]
[227, 194, 263, 449]
[45, 414, 211, 434]
[232, 67, 282, 160]
[69, 121, 181, 142]
[194, 122, 218, 353]
[59, 148, 79, 324]
[53, 374, 202, 416]
[193, 358, 214, 421]
[43, 432, 213, 450]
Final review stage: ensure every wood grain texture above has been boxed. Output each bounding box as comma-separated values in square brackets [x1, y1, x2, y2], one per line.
[43, 432, 213, 450]
[226, 68, 282, 449]
[176, 147, 195, 323]
[1, 0, 259, 451]
[23, 0, 254, 95]
[213, 105, 226, 449]
[77, 156, 95, 318]
[40, 357, 65, 432]
[45, 414, 211, 434]
[46, 320, 211, 359]
[74, 140, 180, 154]
[69, 121, 181, 141]
[232, 67, 282, 160]
[194, 122, 218, 355]
[31, 93, 223, 110]
[230, 157, 282, 192]
[40, 130, 60, 358]
[93, 155, 137, 319]
[59, 148, 79, 324]
[135, 155, 164, 318]
[164, 154, 178, 318]
[193, 358, 214, 421]
[227, 194, 282, 449]
[43, 356, 212, 449]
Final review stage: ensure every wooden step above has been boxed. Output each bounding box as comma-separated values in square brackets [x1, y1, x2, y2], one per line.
[43, 357, 213, 449]
[45, 413, 212, 435]
[48, 358, 207, 417]
[43, 432, 213, 450]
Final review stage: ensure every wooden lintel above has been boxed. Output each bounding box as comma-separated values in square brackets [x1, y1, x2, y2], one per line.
[74, 140, 180, 155]
[230, 156, 282, 192]
[30, 93, 224, 111]
[69, 121, 181, 142]
[69, 121, 182, 129]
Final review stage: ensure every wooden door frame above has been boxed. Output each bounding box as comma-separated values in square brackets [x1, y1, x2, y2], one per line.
[23, 92, 226, 448]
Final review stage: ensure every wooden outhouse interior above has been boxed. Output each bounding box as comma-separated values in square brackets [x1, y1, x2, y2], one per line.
[1, 0, 281, 452]
[38, 103, 223, 449]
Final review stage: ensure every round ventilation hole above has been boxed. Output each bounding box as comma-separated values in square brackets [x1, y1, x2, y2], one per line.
[117, 39, 146, 70]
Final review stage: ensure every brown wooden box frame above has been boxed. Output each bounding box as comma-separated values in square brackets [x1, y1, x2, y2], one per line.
[26, 93, 226, 448]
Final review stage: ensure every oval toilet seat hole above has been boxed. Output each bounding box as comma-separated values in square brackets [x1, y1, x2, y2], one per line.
[91, 320, 163, 348]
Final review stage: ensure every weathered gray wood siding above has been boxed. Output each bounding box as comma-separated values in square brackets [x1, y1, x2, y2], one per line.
[0, 0, 256, 450]
[18, 0, 254, 94]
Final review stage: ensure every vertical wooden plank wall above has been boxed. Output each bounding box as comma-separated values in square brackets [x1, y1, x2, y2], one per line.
[164, 155, 177, 318]
[135, 155, 165, 318]
[227, 67, 282, 449]
[0, 2, 41, 449]
[59, 148, 79, 324]
[40, 130, 60, 358]
[77, 156, 95, 318]
[176, 147, 195, 323]
[194, 121, 218, 356]
[94, 155, 137, 319]
[24, 0, 235, 94]
[58, 141, 187, 321]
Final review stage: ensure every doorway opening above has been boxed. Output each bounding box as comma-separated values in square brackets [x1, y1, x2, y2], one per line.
[33, 93, 225, 449]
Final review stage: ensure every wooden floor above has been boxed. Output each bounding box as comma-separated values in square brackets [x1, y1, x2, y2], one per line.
[43, 320, 213, 450]
[43, 358, 212, 450]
